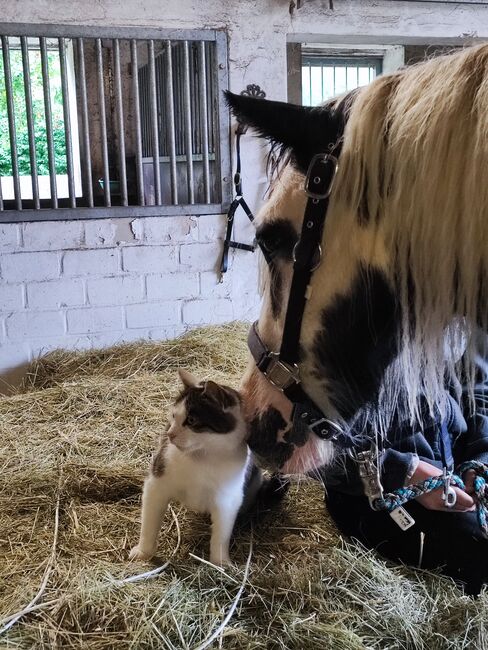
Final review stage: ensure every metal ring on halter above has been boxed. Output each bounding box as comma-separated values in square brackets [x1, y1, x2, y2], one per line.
[292, 242, 322, 272]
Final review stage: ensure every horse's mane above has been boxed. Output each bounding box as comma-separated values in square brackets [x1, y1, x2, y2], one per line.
[332, 45, 488, 422]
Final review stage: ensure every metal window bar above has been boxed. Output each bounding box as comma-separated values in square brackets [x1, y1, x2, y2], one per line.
[20, 36, 40, 209]
[113, 38, 128, 207]
[95, 38, 110, 207]
[0, 23, 230, 223]
[165, 39, 178, 205]
[39, 36, 57, 209]
[182, 40, 194, 204]
[58, 37, 76, 207]
[301, 55, 382, 106]
[2, 36, 22, 210]
[130, 39, 144, 207]
[76, 37, 94, 208]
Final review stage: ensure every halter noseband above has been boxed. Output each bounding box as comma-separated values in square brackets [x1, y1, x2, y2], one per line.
[247, 149, 355, 449]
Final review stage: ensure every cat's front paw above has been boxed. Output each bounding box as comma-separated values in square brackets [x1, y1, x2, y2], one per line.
[129, 544, 156, 561]
[210, 552, 232, 568]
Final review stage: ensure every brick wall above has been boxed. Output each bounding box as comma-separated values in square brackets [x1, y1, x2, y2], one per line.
[0, 213, 259, 382]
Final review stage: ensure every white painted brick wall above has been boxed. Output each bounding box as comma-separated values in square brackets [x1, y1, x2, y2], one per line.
[86, 276, 144, 306]
[2, 251, 60, 282]
[27, 279, 84, 308]
[125, 301, 181, 329]
[63, 248, 119, 277]
[122, 245, 178, 274]
[67, 306, 124, 334]
[0, 214, 260, 382]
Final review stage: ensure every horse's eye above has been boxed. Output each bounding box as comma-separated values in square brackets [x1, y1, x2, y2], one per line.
[255, 228, 271, 249]
[255, 219, 297, 260]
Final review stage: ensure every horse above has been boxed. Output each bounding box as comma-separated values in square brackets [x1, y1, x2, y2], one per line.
[226, 44, 488, 476]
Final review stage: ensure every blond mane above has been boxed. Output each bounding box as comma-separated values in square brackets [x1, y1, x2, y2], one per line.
[332, 45, 488, 419]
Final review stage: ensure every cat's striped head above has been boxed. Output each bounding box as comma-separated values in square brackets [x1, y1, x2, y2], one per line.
[166, 369, 246, 455]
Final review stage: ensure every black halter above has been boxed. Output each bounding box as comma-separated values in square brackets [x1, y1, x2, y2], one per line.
[219, 125, 261, 279]
[247, 150, 355, 449]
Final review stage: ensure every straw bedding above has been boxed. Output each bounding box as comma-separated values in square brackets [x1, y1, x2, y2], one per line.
[1, 323, 487, 649]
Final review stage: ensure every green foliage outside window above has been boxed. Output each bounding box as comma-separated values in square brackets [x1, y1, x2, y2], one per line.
[0, 48, 67, 177]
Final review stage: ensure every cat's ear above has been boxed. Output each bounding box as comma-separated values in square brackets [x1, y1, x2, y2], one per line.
[178, 368, 200, 388]
[203, 380, 239, 408]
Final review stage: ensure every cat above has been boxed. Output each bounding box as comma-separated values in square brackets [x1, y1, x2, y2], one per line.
[129, 368, 263, 566]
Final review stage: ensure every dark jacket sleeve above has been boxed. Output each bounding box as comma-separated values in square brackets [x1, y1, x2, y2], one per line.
[454, 333, 488, 467]
[322, 446, 419, 496]
[380, 449, 419, 492]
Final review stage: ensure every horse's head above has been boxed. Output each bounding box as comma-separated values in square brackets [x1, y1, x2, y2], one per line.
[227, 45, 488, 474]
[227, 89, 398, 474]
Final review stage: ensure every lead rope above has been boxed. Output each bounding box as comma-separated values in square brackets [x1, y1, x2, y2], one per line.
[373, 461, 488, 538]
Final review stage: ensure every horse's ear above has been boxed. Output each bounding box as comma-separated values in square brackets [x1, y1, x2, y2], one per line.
[225, 91, 339, 174]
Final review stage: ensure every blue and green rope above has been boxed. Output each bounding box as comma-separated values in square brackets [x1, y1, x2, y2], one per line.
[373, 461, 488, 538]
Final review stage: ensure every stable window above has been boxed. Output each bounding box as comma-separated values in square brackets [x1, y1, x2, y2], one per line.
[286, 43, 403, 107]
[0, 24, 231, 222]
[301, 52, 382, 105]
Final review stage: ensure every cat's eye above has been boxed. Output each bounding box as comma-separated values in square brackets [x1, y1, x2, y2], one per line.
[186, 415, 197, 427]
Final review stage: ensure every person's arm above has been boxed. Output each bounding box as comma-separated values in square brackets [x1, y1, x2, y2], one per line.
[453, 331, 488, 494]
[382, 395, 476, 512]
[458, 343, 488, 466]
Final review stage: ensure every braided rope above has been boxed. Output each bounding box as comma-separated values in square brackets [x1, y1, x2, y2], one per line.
[457, 461, 488, 537]
[373, 461, 488, 538]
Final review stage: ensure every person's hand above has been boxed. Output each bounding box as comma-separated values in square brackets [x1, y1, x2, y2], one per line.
[409, 460, 475, 512]
[463, 469, 477, 495]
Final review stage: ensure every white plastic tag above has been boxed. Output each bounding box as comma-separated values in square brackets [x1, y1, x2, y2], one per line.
[389, 507, 415, 531]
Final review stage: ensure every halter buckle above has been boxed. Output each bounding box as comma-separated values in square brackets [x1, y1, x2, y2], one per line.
[264, 352, 300, 391]
[304, 153, 339, 200]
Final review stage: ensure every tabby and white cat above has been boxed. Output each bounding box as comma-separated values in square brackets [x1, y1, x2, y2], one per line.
[130, 369, 262, 566]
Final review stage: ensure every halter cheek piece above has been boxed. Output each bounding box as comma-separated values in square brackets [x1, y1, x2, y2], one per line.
[247, 151, 355, 450]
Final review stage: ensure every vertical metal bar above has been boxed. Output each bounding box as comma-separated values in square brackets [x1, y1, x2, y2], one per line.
[333, 65, 336, 97]
[113, 38, 128, 206]
[95, 38, 110, 207]
[2, 36, 22, 210]
[356, 65, 359, 89]
[165, 40, 178, 205]
[20, 37, 40, 209]
[321, 65, 324, 103]
[40, 37, 57, 208]
[131, 39, 144, 206]
[148, 40, 161, 205]
[58, 37, 76, 207]
[182, 41, 194, 204]
[76, 38, 93, 207]
[309, 63, 312, 105]
[198, 40, 210, 204]
[214, 30, 231, 208]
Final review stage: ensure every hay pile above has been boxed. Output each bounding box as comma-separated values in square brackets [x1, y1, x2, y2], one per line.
[1, 323, 487, 649]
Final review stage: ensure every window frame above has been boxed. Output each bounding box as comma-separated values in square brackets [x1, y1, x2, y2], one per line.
[0, 22, 232, 224]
